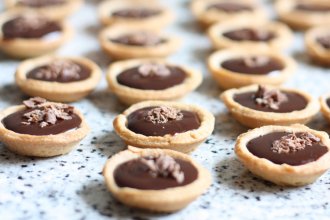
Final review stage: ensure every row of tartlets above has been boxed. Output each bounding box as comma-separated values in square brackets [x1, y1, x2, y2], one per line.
[2, 0, 330, 213]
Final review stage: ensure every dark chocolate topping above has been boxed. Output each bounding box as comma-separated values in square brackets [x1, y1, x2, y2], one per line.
[114, 156, 198, 190]
[2, 97, 81, 136]
[327, 97, 330, 108]
[112, 8, 162, 19]
[221, 56, 284, 75]
[117, 64, 186, 90]
[223, 28, 276, 42]
[317, 35, 330, 49]
[111, 32, 165, 46]
[127, 106, 201, 136]
[234, 89, 308, 113]
[26, 60, 91, 83]
[247, 132, 328, 166]
[2, 14, 62, 40]
[295, 3, 330, 12]
[18, 0, 65, 7]
[207, 2, 253, 12]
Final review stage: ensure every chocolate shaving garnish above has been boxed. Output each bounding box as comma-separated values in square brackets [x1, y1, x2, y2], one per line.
[146, 106, 183, 124]
[21, 97, 74, 127]
[139, 155, 185, 183]
[114, 31, 162, 46]
[271, 132, 321, 154]
[112, 8, 161, 18]
[33, 60, 81, 81]
[138, 63, 171, 77]
[253, 85, 288, 110]
[243, 56, 270, 67]
[11, 14, 49, 32]
[23, 97, 47, 108]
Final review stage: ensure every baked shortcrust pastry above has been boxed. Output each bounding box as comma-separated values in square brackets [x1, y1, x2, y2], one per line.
[106, 58, 202, 105]
[99, 0, 174, 29]
[235, 124, 330, 186]
[99, 25, 181, 60]
[275, 0, 330, 30]
[221, 85, 320, 128]
[4, 0, 83, 20]
[305, 25, 330, 65]
[113, 101, 215, 153]
[191, 0, 266, 27]
[207, 48, 296, 89]
[103, 146, 211, 212]
[320, 93, 330, 124]
[208, 19, 292, 51]
[0, 97, 89, 157]
[15, 56, 102, 102]
[0, 10, 72, 58]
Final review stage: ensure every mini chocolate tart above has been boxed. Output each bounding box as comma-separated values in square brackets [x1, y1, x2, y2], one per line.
[191, 0, 266, 27]
[106, 59, 202, 105]
[15, 55, 102, 102]
[305, 25, 330, 65]
[221, 84, 320, 128]
[320, 93, 330, 124]
[99, 25, 181, 60]
[0, 11, 73, 58]
[207, 19, 292, 51]
[235, 124, 330, 186]
[0, 97, 89, 157]
[276, 0, 330, 30]
[103, 146, 211, 212]
[98, 0, 174, 30]
[113, 101, 215, 153]
[207, 49, 296, 89]
[4, 0, 82, 20]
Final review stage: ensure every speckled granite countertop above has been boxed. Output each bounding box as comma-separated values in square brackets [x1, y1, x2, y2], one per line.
[0, 1, 330, 220]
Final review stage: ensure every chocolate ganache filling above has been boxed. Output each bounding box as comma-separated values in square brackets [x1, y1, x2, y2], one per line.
[2, 14, 62, 40]
[247, 132, 328, 166]
[127, 106, 201, 136]
[207, 2, 253, 12]
[117, 63, 186, 90]
[327, 97, 330, 108]
[2, 97, 81, 136]
[317, 35, 330, 49]
[27, 60, 91, 83]
[18, 0, 66, 7]
[221, 56, 284, 75]
[234, 86, 307, 113]
[223, 28, 276, 42]
[295, 3, 330, 12]
[112, 8, 162, 18]
[114, 155, 198, 190]
[111, 31, 165, 46]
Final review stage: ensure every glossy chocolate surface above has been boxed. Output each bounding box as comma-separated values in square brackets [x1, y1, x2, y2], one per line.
[317, 36, 330, 49]
[18, 0, 65, 7]
[234, 91, 308, 113]
[117, 66, 186, 90]
[326, 97, 330, 108]
[2, 17, 62, 40]
[26, 62, 91, 83]
[127, 107, 201, 136]
[207, 2, 253, 12]
[112, 8, 161, 18]
[223, 28, 276, 42]
[114, 158, 198, 190]
[295, 3, 330, 12]
[247, 132, 328, 166]
[2, 108, 81, 136]
[221, 57, 284, 75]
